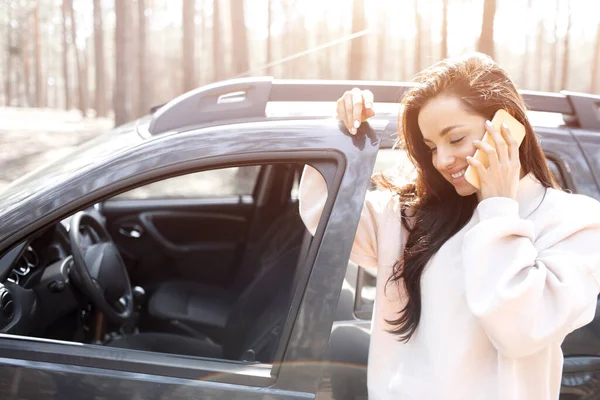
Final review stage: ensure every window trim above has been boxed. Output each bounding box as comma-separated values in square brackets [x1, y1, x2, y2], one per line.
[0, 334, 272, 385]
[0, 150, 345, 389]
[270, 156, 345, 376]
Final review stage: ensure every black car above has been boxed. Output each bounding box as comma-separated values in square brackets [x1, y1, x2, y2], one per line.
[0, 78, 599, 399]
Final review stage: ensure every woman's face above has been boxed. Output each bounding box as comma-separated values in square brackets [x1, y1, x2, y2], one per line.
[417, 95, 486, 197]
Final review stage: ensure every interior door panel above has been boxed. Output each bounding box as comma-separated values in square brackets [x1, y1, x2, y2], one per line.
[102, 198, 254, 289]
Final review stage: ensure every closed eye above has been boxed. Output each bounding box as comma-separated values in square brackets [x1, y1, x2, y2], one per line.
[450, 137, 465, 145]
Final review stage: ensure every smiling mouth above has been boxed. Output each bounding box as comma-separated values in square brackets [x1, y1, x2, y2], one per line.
[450, 169, 466, 179]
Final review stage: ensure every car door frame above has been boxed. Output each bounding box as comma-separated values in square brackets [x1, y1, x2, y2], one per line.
[0, 118, 387, 398]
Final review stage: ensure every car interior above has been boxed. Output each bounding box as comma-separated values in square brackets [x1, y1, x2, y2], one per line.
[0, 162, 317, 365]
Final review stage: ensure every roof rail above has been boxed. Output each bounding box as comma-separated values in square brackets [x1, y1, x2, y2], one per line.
[148, 78, 600, 135]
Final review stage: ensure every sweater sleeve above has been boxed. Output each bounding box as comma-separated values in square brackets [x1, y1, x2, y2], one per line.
[298, 165, 392, 270]
[462, 194, 600, 359]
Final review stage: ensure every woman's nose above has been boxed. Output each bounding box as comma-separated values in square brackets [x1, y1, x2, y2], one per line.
[436, 148, 456, 170]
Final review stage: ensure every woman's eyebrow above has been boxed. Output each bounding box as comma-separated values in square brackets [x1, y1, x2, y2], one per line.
[439, 124, 465, 137]
[423, 125, 465, 143]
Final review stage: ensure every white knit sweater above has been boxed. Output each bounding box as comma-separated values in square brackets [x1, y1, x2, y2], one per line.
[299, 165, 600, 400]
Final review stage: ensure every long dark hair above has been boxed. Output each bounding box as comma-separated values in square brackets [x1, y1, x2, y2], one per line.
[378, 53, 558, 342]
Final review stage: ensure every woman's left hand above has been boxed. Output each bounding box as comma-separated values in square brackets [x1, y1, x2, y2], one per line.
[466, 120, 521, 201]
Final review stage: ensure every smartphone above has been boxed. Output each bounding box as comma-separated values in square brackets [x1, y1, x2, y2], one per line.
[464, 109, 527, 190]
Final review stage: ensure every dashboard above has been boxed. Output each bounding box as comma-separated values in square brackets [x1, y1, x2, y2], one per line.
[0, 220, 79, 336]
[1, 222, 71, 287]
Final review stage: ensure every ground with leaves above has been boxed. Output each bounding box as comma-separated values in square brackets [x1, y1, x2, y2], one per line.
[0, 108, 113, 192]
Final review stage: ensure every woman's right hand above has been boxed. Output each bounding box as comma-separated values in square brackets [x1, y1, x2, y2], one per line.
[336, 88, 376, 135]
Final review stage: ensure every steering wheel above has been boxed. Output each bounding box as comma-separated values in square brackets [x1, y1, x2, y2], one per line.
[69, 211, 133, 323]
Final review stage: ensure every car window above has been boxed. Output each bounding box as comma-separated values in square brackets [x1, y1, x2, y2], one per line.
[1, 160, 337, 388]
[114, 166, 261, 200]
[547, 158, 567, 189]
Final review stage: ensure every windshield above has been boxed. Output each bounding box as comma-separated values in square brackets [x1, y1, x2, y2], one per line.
[0, 124, 141, 215]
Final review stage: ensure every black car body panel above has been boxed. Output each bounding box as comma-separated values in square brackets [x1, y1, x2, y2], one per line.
[0, 113, 388, 398]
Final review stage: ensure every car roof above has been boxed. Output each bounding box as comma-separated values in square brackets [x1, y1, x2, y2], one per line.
[144, 77, 600, 137]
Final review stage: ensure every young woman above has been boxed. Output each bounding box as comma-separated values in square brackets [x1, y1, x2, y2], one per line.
[299, 53, 600, 399]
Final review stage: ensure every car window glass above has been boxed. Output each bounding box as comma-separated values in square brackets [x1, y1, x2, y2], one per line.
[2, 161, 334, 383]
[114, 166, 261, 199]
[547, 158, 567, 189]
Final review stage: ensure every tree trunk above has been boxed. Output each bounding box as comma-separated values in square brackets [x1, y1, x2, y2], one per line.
[592, 22, 600, 93]
[34, 0, 43, 107]
[61, 0, 70, 109]
[22, 24, 31, 106]
[114, 0, 132, 126]
[266, 0, 273, 76]
[401, 36, 408, 80]
[560, 0, 572, 90]
[229, 0, 250, 77]
[535, 16, 544, 90]
[520, 0, 533, 89]
[182, 0, 195, 91]
[290, 8, 308, 77]
[376, 19, 386, 80]
[68, 0, 87, 115]
[83, 38, 90, 112]
[317, 17, 332, 79]
[548, 0, 560, 91]
[477, 0, 496, 58]
[93, 0, 107, 117]
[282, 0, 294, 77]
[138, 0, 149, 116]
[441, 0, 448, 59]
[4, 3, 11, 106]
[213, 0, 223, 81]
[348, 0, 367, 79]
[197, 3, 206, 84]
[414, 0, 422, 73]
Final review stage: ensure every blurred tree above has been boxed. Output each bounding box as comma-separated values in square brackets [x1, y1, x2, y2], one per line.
[282, 0, 294, 77]
[114, 0, 132, 126]
[290, 0, 308, 77]
[22, 14, 31, 105]
[414, 0, 422, 73]
[182, 0, 195, 92]
[477, 0, 496, 57]
[213, 0, 223, 81]
[317, 15, 333, 79]
[560, 0, 571, 90]
[441, 0, 448, 59]
[93, 0, 106, 117]
[520, 0, 533, 88]
[2, 4, 8, 105]
[4, 0, 600, 116]
[348, 0, 366, 79]
[230, 0, 249, 77]
[549, 0, 559, 91]
[67, 0, 87, 114]
[592, 22, 600, 93]
[266, 0, 273, 76]
[137, 0, 149, 116]
[376, 13, 386, 80]
[34, 0, 43, 107]
[534, 6, 544, 90]
[61, 0, 70, 109]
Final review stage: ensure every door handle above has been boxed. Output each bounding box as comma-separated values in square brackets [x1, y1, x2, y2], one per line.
[118, 225, 144, 239]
